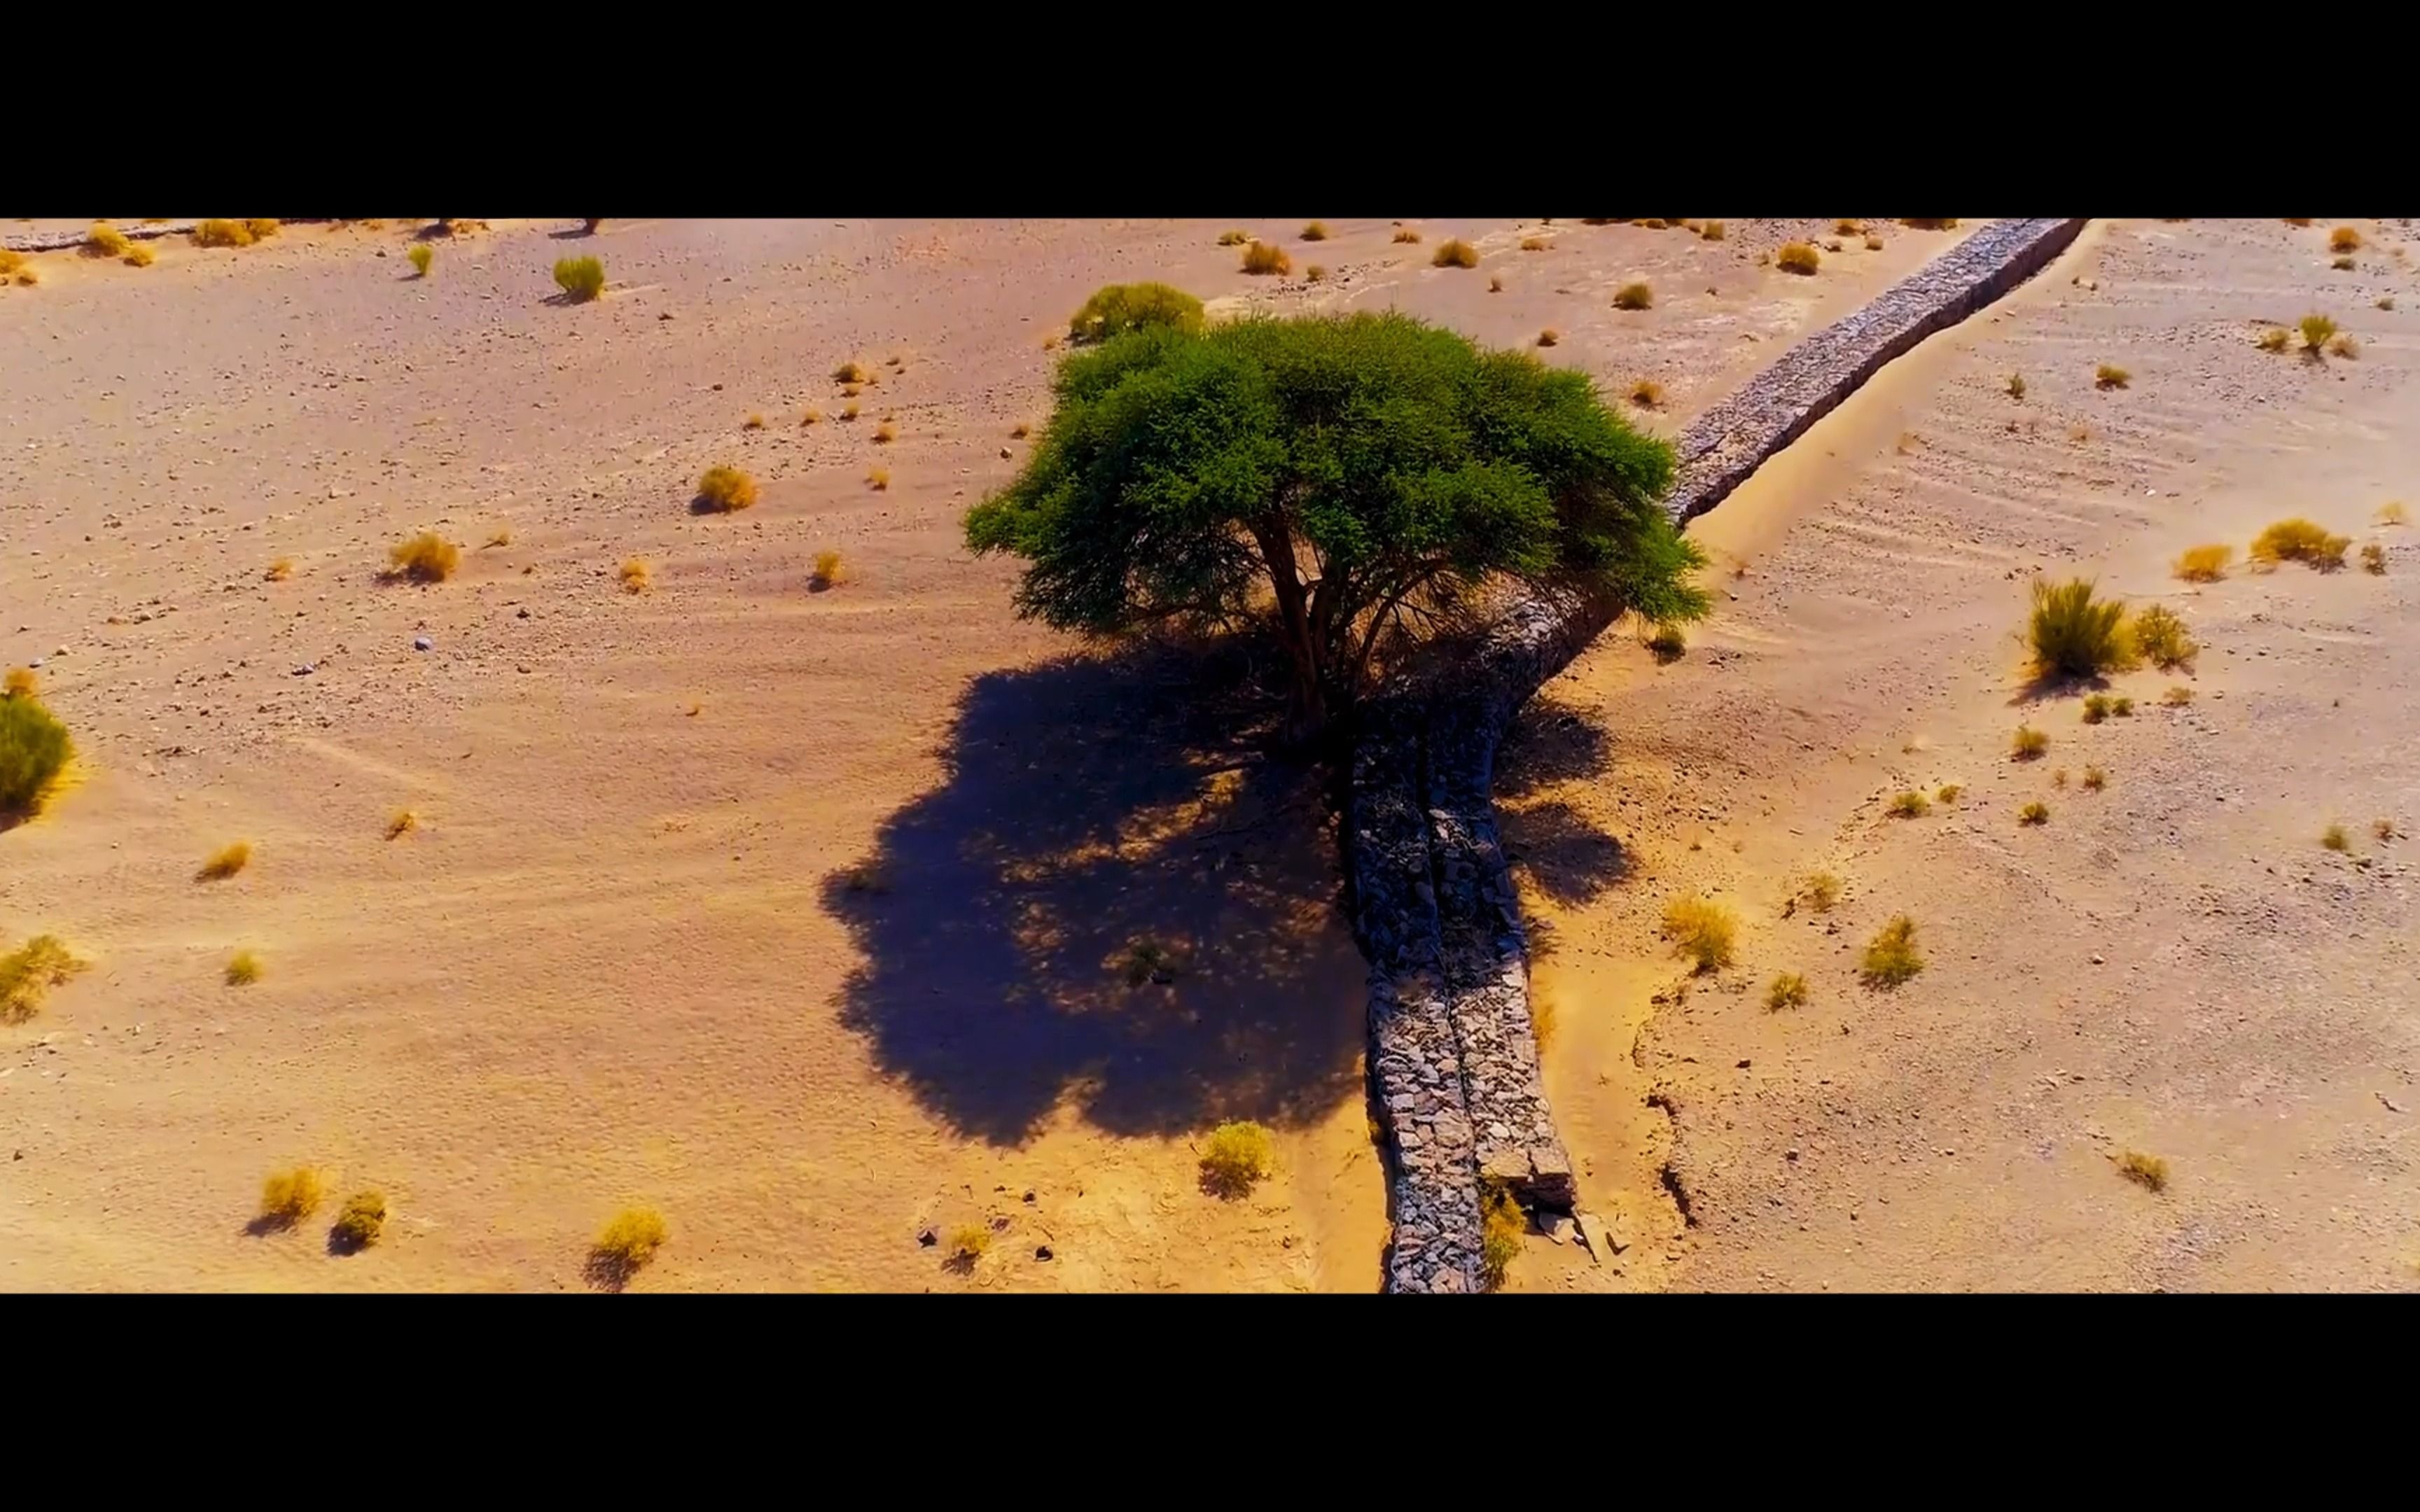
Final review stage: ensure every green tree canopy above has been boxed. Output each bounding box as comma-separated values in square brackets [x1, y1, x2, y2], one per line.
[966, 312, 1704, 741]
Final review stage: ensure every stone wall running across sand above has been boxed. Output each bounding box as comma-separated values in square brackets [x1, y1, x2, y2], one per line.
[1349, 218, 2092, 1294]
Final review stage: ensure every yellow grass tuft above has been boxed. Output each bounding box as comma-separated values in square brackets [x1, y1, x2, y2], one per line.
[2129, 603, 2197, 670]
[4, 666, 35, 701]
[1, 934, 89, 1025]
[1859, 915, 1924, 987]
[385, 809, 417, 839]
[2162, 685, 2195, 706]
[331, 1191, 387, 1252]
[197, 841, 252, 881]
[1888, 790, 1931, 818]
[244, 219, 281, 241]
[949, 1222, 992, 1261]
[1775, 241, 1821, 275]
[592, 1207, 669, 1284]
[1767, 972, 1809, 1011]
[1935, 783, 1962, 804]
[1699, 220, 1725, 241]
[1392, 227, 1421, 244]
[2173, 544, 2231, 582]
[1804, 872, 1841, 911]
[812, 550, 847, 588]
[387, 532, 459, 582]
[1629, 378, 1664, 409]
[833, 360, 870, 384]
[258, 1167, 326, 1228]
[2118, 1151, 2169, 1191]
[2026, 578, 2133, 680]
[1520, 236, 1548, 252]
[1216, 230, 1251, 247]
[1480, 1185, 1524, 1291]
[2082, 765, 2106, 791]
[2019, 801, 2050, 826]
[2327, 332, 2359, 359]
[2321, 822, 2349, 852]
[2082, 694, 2109, 724]
[1536, 328, 1559, 348]
[0, 249, 22, 276]
[2376, 502, 2409, 526]
[1240, 241, 1292, 276]
[1300, 220, 1330, 241]
[744, 413, 765, 430]
[2250, 518, 2349, 571]
[2094, 364, 2131, 390]
[1613, 281, 1653, 310]
[2361, 542, 2385, 575]
[224, 950, 262, 986]
[619, 558, 651, 594]
[841, 402, 861, 421]
[407, 244, 433, 277]
[1306, 265, 1327, 282]
[552, 255, 606, 302]
[695, 465, 758, 513]
[1835, 219, 1865, 236]
[86, 223, 131, 258]
[1431, 239, 1480, 269]
[2012, 725, 2049, 760]
[2299, 313, 2337, 351]
[865, 465, 891, 491]
[1661, 897, 1737, 974]
[192, 218, 255, 248]
[1199, 1121, 1275, 1197]
[2005, 373, 2026, 400]
[873, 423, 896, 444]
[1646, 622, 1685, 662]
[2329, 226, 2362, 253]
[2256, 326, 2289, 352]
[11, 267, 36, 287]
[2373, 818, 2396, 842]
[800, 407, 821, 426]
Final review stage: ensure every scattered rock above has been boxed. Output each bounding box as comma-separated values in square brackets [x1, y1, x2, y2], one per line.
[292, 664, 314, 677]
[916, 1226, 936, 1247]
[1034, 1245, 1054, 1261]
[412, 636, 433, 652]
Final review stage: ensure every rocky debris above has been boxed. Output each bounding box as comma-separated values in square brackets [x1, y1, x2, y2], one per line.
[413, 636, 433, 652]
[1347, 219, 2091, 1294]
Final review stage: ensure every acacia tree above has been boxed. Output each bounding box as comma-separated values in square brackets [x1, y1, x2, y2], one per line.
[966, 311, 1705, 743]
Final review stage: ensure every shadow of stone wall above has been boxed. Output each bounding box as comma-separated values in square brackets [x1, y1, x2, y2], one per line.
[1348, 218, 2092, 1294]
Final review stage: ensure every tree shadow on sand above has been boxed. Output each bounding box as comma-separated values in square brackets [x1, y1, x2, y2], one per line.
[1492, 697, 1638, 908]
[823, 637, 1371, 1147]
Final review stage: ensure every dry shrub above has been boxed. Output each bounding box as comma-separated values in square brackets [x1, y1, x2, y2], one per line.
[866, 468, 889, 491]
[833, 360, 870, 384]
[1199, 1121, 1275, 1197]
[812, 550, 847, 589]
[1216, 230, 1251, 247]
[2250, 518, 2349, 571]
[1, 934, 88, 1025]
[1392, 227, 1421, 244]
[4, 666, 34, 701]
[1864, 234, 1884, 251]
[1240, 241, 1292, 276]
[2118, 1151, 2169, 1191]
[619, 558, 651, 594]
[1307, 265, 1327, 282]
[2005, 373, 2026, 400]
[1899, 218, 1958, 230]
[2162, 685, 2195, 706]
[2330, 226, 2362, 253]
[2026, 578, 2132, 680]
[197, 841, 252, 881]
[552, 255, 606, 302]
[2256, 326, 2289, 352]
[841, 403, 860, 421]
[1860, 915, 1924, 987]
[407, 244, 433, 277]
[2299, 313, 2337, 351]
[2283, 218, 2314, 227]
[2082, 765, 2107, 791]
[2173, 544, 2231, 582]
[1766, 972, 1809, 1011]
[331, 1191, 387, 1252]
[1935, 783, 1963, 804]
[11, 267, 36, 287]
[1699, 220, 1725, 241]
[2019, 801, 2050, 826]
[2328, 332, 2359, 358]
[1804, 872, 1841, 911]
[0, 696, 60, 803]
[1486, 274, 1501, 293]
[1613, 281, 1653, 310]
[2052, 767, 2070, 790]
[0, 250, 21, 276]
[948, 1223, 992, 1261]
[1834, 219, 1865, 236]
[385, 809, 417, 840]
[592, 1208, 669, 1283]
[1661, 897, 1737, 974]
[2011, 725, 2049, 761]
[1629, 378, 1664, 409]
[2321, 822, 2349, 852]
[2379, 296, 2398, 312]
[872, 422, 896, 445]
[2095, 364, 2131, 390]
[1300, 221, 1330, 241]
[244, 219, 281, 240]
[2112, 696, 2134, 717]
[1428, 237, 1480, 270]
[1646, 622, 1685, 662]
[1536, 328, 1559, 348]
[1520, 236, 1548, 252]
[193, 218, 255, 248]
[258, 1168, 326, 1228]
[1480, 1186, 1524, 1291]
[2378, 502, 2410, 526]
[388, 531, 459, 582]
[695, 465, 758, 513]
[1010, 422, 1030, 440]
[224, 951, 262, 987]
[85, 223, 130, 258]
[1888, 790, 1931, 818]
[2331, 255, 2356, 271]
[744, 413, 765, 430]
[2082, 693, 2109, 724]
[2130, 603, 2197, 669]
[1776, 241, 1821, 275]
[2373, 818, 2397, 841]
[2361, 542, 2386, 574]
[1066, 282, 1203, 344]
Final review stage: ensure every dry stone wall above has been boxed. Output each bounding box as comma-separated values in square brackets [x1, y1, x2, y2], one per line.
[1349, 218, 2091, 1294]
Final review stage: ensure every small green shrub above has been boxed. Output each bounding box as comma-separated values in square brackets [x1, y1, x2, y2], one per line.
[2019, 801, 2050, 826]
[1199, 1121, 1275, 1197]
[1067, 281, 1202, 344]
[1, 694, 74, 819]
[695, 465, 758, 513]
[2026, 578, 2133, 680]
[2012, 724, 2049, 760]
[2130, 603, 2197, 669]
[331, 1190, 388, 1252]
[1888, 790, 1931, 818]
[2299, 313, 2338, 351]
[1, 934, 88, 1024]
[1859, 915, 1924, 987]
[225, 951, 262, 986]
[1661, 897, 1737, 974]
[948, 1223, 992, 1261]
[407, 243, 433, 276]
[552, 255, 606, 302]
[2250, 518, 2349, 571]
[1766, 972, 1808, 1011]
[2111, 696, 2134, 717]
[2082, 694, 2110, 724]
[1613, 281, 1653, 310]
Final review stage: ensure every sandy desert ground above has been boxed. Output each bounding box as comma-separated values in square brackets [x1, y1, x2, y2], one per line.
[6, 216, 2409, 1292]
